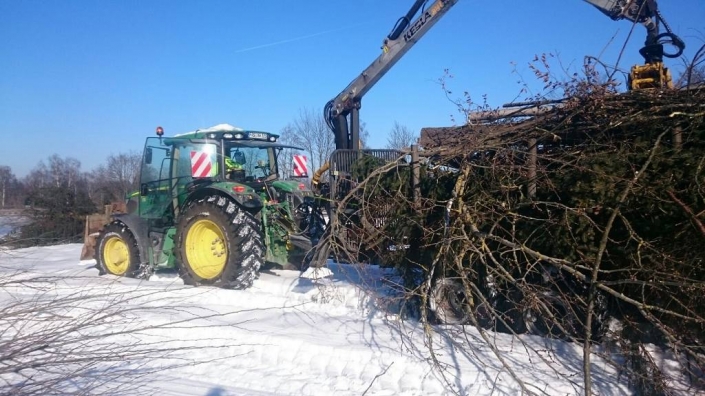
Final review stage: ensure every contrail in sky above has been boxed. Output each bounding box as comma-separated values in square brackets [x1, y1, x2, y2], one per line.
[232, 22, 373, 54]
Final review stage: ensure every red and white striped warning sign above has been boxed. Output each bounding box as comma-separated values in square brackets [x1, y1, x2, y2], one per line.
[190, 151, 213, 178]
[292, 155, 308, 177]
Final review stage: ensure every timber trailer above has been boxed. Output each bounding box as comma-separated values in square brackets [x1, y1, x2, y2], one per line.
[81, 124, 326, 289]
[305, 0, 686, 333]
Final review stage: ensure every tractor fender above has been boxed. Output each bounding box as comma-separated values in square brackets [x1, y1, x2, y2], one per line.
[111, 213, 150, 265]
[271, 180, 301, 193]
[180, 185, 263, 213]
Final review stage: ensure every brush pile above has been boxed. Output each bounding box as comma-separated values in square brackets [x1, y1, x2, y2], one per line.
[325, 86, 705, 393]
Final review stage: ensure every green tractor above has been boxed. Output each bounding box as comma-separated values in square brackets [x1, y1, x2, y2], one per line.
[81, 124, 325, 289]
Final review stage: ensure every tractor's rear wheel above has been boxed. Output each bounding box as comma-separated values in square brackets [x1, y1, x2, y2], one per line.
[429, 277, 497, 328]
[176, 195, 264, 289]
[429, 278, 472, 325]
[95, 221, 141, 278]
[515, 292, 580, 339]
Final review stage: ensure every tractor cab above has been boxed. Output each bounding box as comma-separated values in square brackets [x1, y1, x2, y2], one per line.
[222, 136, 306, 191]
[168, 124, 306, 183]
[136, 124, 308, 217]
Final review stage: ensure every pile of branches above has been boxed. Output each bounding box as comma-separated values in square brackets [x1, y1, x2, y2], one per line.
[321, 86, 705, 394]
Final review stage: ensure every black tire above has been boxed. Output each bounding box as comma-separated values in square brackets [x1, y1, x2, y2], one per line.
[429, 278, 496, 330]
[429, 278, 472, 325]
[175, 195, 264, 289]
[518, 292, 580, 339]
[473, 299, 497, 330]
[95, 221, 141, 278]
[429, 278, 498, 328]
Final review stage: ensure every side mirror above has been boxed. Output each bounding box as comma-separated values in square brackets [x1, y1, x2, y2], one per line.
[145, 148, 153, 164]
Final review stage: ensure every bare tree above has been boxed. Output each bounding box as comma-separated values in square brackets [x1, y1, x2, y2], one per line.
[359, 121, 372, 149]
[385, 121, 417, 150]
[676, 42, 705, 88]
[280, 107, 335, 178]
[45, 155, 81, 190]
[87, 165, 111, 205]
[0, 166, 16, 208]
[87, 152, 141, 205]
[276, 129, 299, 179]
[18, 156, 95, 246]
[24, 155, 88, 204]
[105, 152, 141, 199]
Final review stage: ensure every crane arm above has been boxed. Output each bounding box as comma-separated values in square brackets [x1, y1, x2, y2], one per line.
[324, 0, 685, 153]
[325, 0, 459, 151]
[583, 0, 684, 61]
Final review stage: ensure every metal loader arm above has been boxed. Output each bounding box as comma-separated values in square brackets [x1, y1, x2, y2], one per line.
[325, 0, 459, 151]
[583, 0, 684, 62]
[323, 0, 685, 155]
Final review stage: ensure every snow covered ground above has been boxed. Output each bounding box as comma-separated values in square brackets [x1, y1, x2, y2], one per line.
[0, 244, 643, 395]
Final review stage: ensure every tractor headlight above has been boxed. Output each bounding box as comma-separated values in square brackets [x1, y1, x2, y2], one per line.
[268, 136, 277, 142]
[234, 133, 244, 139]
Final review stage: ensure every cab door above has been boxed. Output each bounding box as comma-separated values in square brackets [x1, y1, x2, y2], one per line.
[139, 137, 174, 219]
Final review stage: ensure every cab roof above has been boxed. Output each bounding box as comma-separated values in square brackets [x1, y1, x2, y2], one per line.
[173, 123, 272, 139]
[168, 123, 304, 151]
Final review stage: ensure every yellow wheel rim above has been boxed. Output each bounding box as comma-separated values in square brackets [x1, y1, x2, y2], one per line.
[103, 236, 129, 275]
[184, 219, 227, 280]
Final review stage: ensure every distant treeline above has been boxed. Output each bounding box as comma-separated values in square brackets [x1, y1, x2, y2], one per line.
[1, 152, 141, 246]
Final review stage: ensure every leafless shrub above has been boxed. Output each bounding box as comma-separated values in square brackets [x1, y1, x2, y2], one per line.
[88, 152, 142, 205]
[0, 254, 266, 396]
[386, 121, 418, 151]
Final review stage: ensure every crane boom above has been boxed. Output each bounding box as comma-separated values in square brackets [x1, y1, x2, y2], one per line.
[325, 0, 459, 151]
[323, 0, 685, 154]
[583, 0, 684, 62]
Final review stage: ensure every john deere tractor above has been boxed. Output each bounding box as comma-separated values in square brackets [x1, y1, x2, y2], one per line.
[81, 124, 325, 289]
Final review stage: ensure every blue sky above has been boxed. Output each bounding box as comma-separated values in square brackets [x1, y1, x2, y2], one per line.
[1, 0, 703, 177]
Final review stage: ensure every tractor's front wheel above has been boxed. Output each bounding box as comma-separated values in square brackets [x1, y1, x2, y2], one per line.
[429, 278, 472, 325]
[176, 195, 264, 289]
[95, 221, 141, 278]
